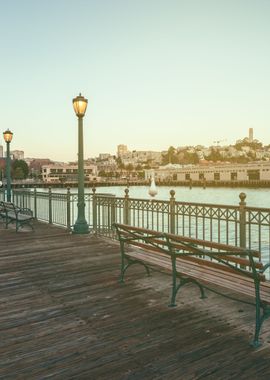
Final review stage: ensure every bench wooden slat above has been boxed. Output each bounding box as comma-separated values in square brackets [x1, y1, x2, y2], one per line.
[114, 223, 270, 348]
[127, 249, 269, 304]
[128, 248, 265, 293]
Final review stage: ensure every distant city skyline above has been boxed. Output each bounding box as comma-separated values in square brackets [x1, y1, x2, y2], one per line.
[0, 126, 266, 162]
[1, 0, 270, 162]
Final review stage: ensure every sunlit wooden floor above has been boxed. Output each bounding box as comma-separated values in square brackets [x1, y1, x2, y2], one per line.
[1, 221, 270, 379]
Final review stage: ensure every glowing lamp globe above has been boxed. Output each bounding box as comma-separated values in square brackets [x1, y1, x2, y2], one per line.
[3, 129, 13, 143]
[73, 93, 88, 117]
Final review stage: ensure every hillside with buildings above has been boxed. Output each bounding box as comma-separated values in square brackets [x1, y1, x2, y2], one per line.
[2, 128, 270, 185]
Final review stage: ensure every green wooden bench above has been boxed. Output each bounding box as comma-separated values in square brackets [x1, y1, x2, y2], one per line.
[114, 223, 270, 348]
[0, 201, 34, 232]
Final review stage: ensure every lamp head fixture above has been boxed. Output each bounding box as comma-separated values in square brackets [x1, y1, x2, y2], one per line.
[72, 93, 88, 117]
[3, 129, 13, 143]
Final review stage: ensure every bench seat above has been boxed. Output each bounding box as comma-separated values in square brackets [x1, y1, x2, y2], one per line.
[114, 223, 270, 348]
[127, 248, 270, 303]
[0, 201, 34, 232]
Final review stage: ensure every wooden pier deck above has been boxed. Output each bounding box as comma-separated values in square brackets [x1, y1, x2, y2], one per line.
[1, 221, 270, 379]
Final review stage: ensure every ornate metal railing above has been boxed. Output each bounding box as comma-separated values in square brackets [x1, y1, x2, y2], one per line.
[1, 186, 270, 269]
[8, 188, 94, 230]
[92, 189, 270, 270]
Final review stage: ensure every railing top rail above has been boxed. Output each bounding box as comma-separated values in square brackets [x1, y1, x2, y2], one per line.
[94, 193, 116, 197]
[87, 193, 270, 212]
[113, 196, 171, 204]
[175, 200, 239, 209]
[245, 206, 270, 212]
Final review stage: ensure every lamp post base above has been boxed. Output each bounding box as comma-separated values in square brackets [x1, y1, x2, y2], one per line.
[73, 220, 89, 234]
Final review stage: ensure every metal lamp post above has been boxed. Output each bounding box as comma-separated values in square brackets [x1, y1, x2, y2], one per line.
[3, 129, 13, 202]
[72, 93, 89, 234]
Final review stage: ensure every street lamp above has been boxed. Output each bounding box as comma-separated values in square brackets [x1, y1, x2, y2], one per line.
[3, 129, 13, 202]
[72, 93, 89, 234]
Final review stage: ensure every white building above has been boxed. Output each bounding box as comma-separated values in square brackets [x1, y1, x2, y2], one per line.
[98, 153, 111, 160]
[121, 150, 162, 166]
[42, 162, 98, 183]
[145, 162, 270, 182]
[117, 144, 128, 157]
[10, 150, 24, 160]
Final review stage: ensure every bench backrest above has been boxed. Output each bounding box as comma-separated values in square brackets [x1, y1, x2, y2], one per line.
[114, 223, 263, 280]
[1, 202, 18, 213]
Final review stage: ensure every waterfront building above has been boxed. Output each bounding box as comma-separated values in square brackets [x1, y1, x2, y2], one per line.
[24, 158, 53, 179]
[42, 162, 98, 183]
[145, 161, 270, 183]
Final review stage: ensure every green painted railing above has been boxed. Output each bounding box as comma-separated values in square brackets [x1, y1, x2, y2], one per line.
[92, 188, 270, 270]
[1, 186, 270, 269]
[8, 188, 93, 230]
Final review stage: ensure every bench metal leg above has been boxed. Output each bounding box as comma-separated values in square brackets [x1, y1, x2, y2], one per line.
[250, 283, 270, 348]
[249, 257, 270, 348]
[169, 276, 206, 307]
[119, 241, 126, 283]
[16, 220, 34, 232]
[169, 254, 206, 307]
[119, 258, 150, 283]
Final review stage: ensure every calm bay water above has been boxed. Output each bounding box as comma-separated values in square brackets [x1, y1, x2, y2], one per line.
[90, 185, 270, 208]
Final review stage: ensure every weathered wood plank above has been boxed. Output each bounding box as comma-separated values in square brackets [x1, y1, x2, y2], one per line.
[1, 221, 270, 379]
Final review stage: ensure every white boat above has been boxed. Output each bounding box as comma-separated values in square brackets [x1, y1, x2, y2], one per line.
[148, 176, 158, 198]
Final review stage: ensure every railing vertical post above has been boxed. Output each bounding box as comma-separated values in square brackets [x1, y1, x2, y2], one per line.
[239, 192, 247, 248]
[92, 187, 97, 233]
[111, 196, 116, 232]
[48, 187, 52, 224]
[12, 189, 16, 205]
[124, 188, 130, 225]
[169, 190, 176, 234]
[67, 187, 71, 230]
[34, 186, 37, 219]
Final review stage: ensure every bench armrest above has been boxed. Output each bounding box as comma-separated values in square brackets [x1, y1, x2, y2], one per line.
[259, 263, 270, 274]
[18, 208, 33, 217]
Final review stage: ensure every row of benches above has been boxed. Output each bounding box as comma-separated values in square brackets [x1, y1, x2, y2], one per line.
[0, 201, 34, 232]
[114, 223, 270, 348]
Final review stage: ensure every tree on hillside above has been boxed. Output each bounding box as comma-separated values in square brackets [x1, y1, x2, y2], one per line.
[205, 148, 223, 162]
[125, 163, 134, 173]
[116, 157, 125, 169]
[235, 140, 263, 151]
[162, 146, 179, 164]
[178, 151, 199, 165]
[12, 160, 29, 179]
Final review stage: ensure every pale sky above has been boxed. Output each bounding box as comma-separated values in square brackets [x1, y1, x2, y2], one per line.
[0, 0, 269, 162]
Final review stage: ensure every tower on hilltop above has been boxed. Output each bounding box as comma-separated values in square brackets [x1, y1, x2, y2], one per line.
[249, 128, 253, 142]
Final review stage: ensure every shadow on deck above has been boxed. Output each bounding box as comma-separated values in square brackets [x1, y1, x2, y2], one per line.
[1, 221, 270, 379]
